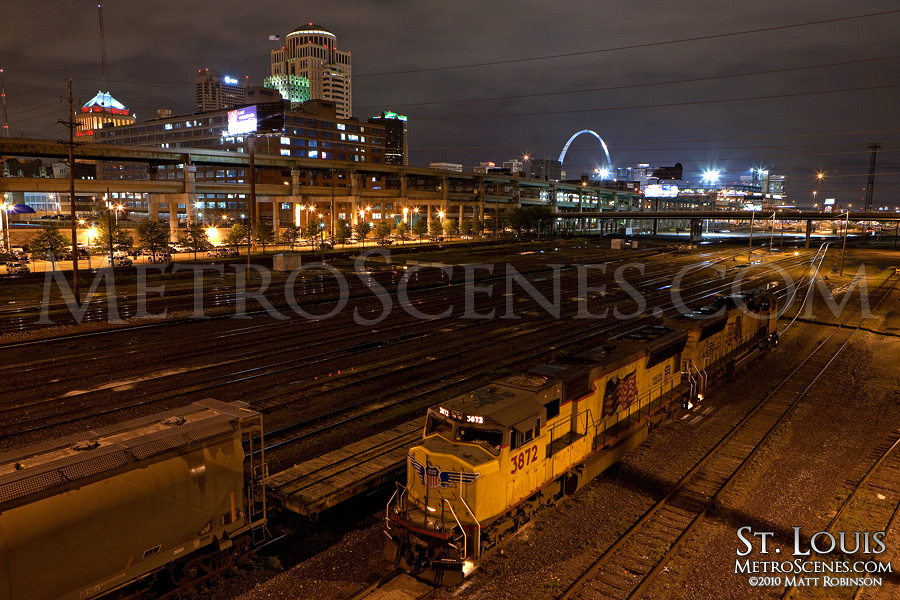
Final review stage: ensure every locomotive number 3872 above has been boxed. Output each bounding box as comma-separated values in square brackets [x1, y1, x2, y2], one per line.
[510, 446, 538, 474]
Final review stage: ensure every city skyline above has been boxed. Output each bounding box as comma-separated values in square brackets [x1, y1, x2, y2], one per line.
[2, 1, 899, 206]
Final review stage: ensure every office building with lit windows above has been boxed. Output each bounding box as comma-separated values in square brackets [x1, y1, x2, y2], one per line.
[93, 98, 385, 221]
[195, 69, 250, 112]
[368, 111, 408, 166]
[269, 24, 352, 119]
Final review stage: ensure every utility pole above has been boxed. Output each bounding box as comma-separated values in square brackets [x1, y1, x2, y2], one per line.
[840, 211, 849, 277]
[59, 79, 80, 305]
[0, 69, 9, 137]
[248, 135, 256, 256]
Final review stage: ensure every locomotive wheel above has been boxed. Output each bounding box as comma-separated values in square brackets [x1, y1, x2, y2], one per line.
[171, 557, 204, 586]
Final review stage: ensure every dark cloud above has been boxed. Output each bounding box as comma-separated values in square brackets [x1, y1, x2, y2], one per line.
[3, 0, 899, 206]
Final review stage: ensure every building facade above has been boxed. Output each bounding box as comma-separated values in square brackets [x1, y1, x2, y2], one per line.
[368, 111, 408, 166]
[75, 91, 135, 138]
[270, 24, 352, 119]
[195, 70, 250, 112]
[93, 99, 385, 222]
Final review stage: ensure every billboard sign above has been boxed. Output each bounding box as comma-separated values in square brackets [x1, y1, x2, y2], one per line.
[227, 106, 258, 135]
[643, 184, 679, 198]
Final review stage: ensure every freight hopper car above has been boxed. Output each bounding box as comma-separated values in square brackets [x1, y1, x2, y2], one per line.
[0, 399, 266, 600]
[665, 291, 778, 402]
[384, 324, 690, 585]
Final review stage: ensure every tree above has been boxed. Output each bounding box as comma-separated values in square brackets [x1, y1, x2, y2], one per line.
[375, 221, 392, 242]
[280, 224, 302, 250]
[334, 219, 352, 246]
[429, 219, 443, 238]
[255, 220, 274, 254]
[137, 220, 170, 261]
[413, 219, 428, 239]
[225, 223, 249, 252]
[31, 223, 69, 264]
[473, 218, 485, 236]
[460, 217, 472, 236]
[442, 218, 458, 239]
[182, 221, 209, 260]
[395, 222, 408, 242]
[96, 219, 134, 253]
[308, 216, 325, 245]
[508, 207, 531, 234]
[353, 220, 372, 246]
[529, 206, 553, 239]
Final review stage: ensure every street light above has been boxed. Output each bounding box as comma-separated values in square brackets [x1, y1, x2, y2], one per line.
[0, 195, 10, 254]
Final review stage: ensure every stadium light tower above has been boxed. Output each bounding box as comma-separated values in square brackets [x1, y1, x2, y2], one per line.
[702, 170, 720, 184]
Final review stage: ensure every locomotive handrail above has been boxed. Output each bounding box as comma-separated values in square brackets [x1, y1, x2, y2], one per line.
[385, 487, 398, 528]
[443, 497, 469, 561]
[455, 488, 481, 558]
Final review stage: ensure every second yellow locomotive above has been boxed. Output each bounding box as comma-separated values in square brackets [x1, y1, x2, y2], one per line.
[385, 292, 778, 585]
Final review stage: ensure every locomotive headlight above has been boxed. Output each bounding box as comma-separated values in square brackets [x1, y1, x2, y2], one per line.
[463, 561, 476, 577]
[426, 506, 436, 512]
[697, 394, 704, 401]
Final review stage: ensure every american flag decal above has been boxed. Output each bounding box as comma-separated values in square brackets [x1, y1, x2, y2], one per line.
[410, 455, 480, 488]
[603, 370, 639, 416]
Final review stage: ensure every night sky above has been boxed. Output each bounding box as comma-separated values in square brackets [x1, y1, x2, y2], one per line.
[2, 1, 899, 207]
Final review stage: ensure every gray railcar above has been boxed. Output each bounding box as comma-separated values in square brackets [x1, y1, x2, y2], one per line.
[0, 399, 265, 600]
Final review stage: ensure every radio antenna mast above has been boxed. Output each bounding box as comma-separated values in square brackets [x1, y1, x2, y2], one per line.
[98, 1, 110, 91]
[1, 69, 9, 137]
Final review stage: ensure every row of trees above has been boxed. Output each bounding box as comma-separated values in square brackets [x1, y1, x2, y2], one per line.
[26, 211, 519, 262]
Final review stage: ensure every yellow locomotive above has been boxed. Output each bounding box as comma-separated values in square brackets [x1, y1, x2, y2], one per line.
[384, 292, 778, 585]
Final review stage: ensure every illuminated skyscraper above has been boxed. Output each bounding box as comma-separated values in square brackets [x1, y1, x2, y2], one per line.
[269, 23, 351, 119]
[368, 111, 408, 166]
[195, 70, 249, 112]
[75, 91, 135, 138]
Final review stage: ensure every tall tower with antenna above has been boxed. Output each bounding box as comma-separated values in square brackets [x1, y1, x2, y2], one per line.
[75, 1, 134, 138]
[98, 1, 110, 92]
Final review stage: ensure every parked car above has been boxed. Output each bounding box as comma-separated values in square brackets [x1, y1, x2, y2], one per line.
[208, 247, 239, 258]
[6, 262, 30, 275]
[112, 256, 133, 267]
[148, 253, 173, 263]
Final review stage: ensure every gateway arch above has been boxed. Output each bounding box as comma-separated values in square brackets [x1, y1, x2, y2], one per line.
[558, 129, 612, 169]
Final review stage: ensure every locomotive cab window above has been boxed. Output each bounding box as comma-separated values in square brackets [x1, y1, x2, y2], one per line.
[455, 426, 503, 456]
[425, 414, 454, 439]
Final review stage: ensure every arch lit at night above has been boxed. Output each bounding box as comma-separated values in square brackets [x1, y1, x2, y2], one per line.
[558, 129, 612, 168]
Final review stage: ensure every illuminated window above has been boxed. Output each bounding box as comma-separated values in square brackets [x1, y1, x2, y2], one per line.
[280, 148, 290, 156]
[336, 123, 346, 130]
[309, 151, 318, 158]
[280, 137, 290, 145]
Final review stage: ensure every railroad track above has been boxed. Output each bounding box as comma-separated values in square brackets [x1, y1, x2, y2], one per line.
[783, 430, 900, 600]
[556, 270, 899, 600]
[1, 248, 784, 444]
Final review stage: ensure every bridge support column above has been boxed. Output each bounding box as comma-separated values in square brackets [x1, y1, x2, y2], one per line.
[272, 200, 280, 238]
[689, 218, 703, 243]
[148, 195, 160, 221]
[168, 196, 180, 241]
[183, 165, 198, 223]
[805, 220, 812, 248]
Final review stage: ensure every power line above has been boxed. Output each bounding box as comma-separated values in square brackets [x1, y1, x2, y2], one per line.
[410, 83, 900, 121]
[355, 9, 900, 77]
[357, 55, 900, 110]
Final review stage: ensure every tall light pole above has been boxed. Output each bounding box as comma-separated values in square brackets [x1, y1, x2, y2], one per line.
[769, 211, 776, 250]
[0, 195, 10, 254]
[840, 211, 849, 276]
[748, 210, 755, 261]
